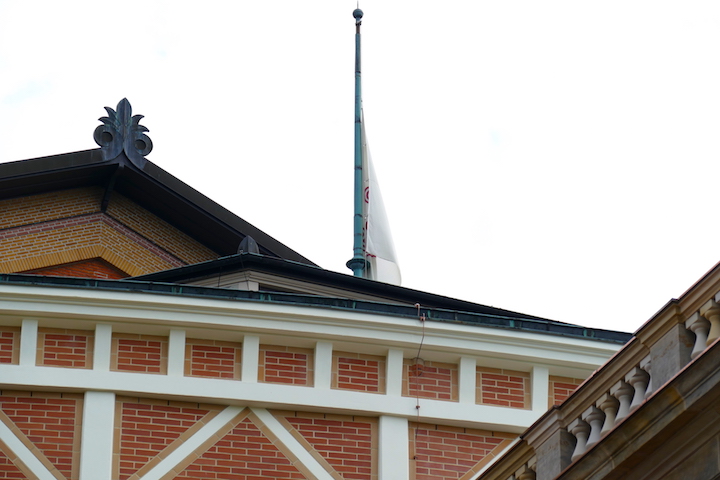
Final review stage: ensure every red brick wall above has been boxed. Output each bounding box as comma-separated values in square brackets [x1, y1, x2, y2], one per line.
[38, 328, 93, 369]
[332, 352, 385, 394]
[282, 412, 375, 479]
[259, 345, 313, 386]
[185, 339, 241, 379]
[549, 376, 584, 406]
[0, 452, 26, 479]
[112, 334, 168, 374]
[0, 328, 19, 365]
[410, 423, 512, 480]
[173, 416, 306, 480]
[0, 392, 81, 480]
[477, 368, 530, 409]
[23, 257, 128, 279]
[116, 398, 217, 480]
[403, 359, 458, 401]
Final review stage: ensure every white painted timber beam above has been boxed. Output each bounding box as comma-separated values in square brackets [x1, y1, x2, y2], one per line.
[379, 416, 409, 480]
[314, 341, 333, 389]
[241, 334, 259, 382]
[19, 319, 38, 366]
[251, 408, 335, 480]
[79, 391, 115, 480]
[0, 365, 538, 432]
[93, 324, 112, 371]
[531, 366, 550, 413]
[0, 410, 58, 480]
[167, 329, 186, 377]
[137, 406, 245, 480]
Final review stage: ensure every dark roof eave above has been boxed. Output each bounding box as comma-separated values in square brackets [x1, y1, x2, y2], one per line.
[0, 149, 315, 265]
[130, 253, 632, 344]
[0, 273, 631, 344]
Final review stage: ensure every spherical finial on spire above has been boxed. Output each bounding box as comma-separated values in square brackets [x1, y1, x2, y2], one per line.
[353, 8, 363, 20]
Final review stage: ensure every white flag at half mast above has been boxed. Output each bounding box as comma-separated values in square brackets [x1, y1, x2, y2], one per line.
[361, 112, 401, 285]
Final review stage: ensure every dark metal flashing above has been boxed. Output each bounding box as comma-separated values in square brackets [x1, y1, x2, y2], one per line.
[0, 149, 315, 265]
[131, 252, 585, 325]
[0, 273, 631, 344]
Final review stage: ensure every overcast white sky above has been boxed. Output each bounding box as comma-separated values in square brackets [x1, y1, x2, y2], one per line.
[2, 1, 720, 333]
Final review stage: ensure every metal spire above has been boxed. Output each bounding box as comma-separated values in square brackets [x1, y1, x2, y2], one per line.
[347, 7, 366, 277]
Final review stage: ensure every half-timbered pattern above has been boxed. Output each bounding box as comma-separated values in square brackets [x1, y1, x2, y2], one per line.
[0, 101, 629, 479]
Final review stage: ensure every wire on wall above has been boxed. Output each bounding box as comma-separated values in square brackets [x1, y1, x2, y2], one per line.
[411, 303, 427, 460]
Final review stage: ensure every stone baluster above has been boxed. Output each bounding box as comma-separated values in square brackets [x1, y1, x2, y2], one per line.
[515, 457, 537, 480]
[610, 380, 634, 422]
[517, 466, 536, 480]
[582, 405, 604, 449]
[626, 366, 650, 410]
[568, 418, 591, 462]
[597, 392, 619, 435]
[640, 356, 652, 398]
[686, 312, 711, 359]
[701, 300, 720, 347]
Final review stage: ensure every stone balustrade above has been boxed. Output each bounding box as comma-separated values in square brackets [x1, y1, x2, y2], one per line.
[562, 296, 720, 467]
[477, 282, 720, 480]
[687, 311, 711, 359]
[566, 357, 651, 462]
[506, 457, 537, 480]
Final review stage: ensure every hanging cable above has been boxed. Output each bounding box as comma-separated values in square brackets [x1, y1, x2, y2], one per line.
[412, 303, 426, 459]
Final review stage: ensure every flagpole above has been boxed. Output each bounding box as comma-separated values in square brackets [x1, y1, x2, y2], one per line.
[347, 7, 366, 278]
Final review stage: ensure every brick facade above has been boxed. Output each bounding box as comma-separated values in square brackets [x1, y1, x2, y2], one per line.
[281, 412, 376, 480]
[38, 328, 93, 369]
[0, 451, 26, 479]
[112, 334, 168, 374]
[403, 359, 459, 401]
[185, 339, 242, 380]
[0, 214, 183, 276]
[23, 257, 128, 279]
[0, 327, 19, 365]
[332, 351, 386, 394]
[0, 187, 102, 230]
[0, 391, 82, 480]
[259, 345, 314, 386]
[174, 415, 307, 480]
[115, 397, 220, 480]
[0, 187, 218, 277]
[549, 375, 585, 406]
[409, 423, 515, 480]
[476, 368, 530, 409]
[106, 192, 217, 266]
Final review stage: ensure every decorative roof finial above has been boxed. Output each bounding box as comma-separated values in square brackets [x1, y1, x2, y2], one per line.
[353, 7, 363, 25]
[93, 98, 153, 169]
[237, 235, 260, 255]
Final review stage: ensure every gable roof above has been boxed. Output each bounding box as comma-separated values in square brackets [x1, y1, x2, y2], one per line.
[0, 148, 315, 266]
[0, 99, 632, 347]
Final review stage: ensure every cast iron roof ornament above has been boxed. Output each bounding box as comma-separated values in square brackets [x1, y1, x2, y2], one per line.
[94, 98, 153, 168]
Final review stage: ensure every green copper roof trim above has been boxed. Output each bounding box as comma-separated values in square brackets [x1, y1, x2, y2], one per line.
[0, 274, 631, 344]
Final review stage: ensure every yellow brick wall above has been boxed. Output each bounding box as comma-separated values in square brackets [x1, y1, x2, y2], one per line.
[0, 220, 178, 276]
[0, 187, 220, 276]
[106, 192, 217, 265]
[0, 188, 102, 229]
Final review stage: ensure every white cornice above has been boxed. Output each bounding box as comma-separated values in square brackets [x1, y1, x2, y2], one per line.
[0, 284, 619, 369]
